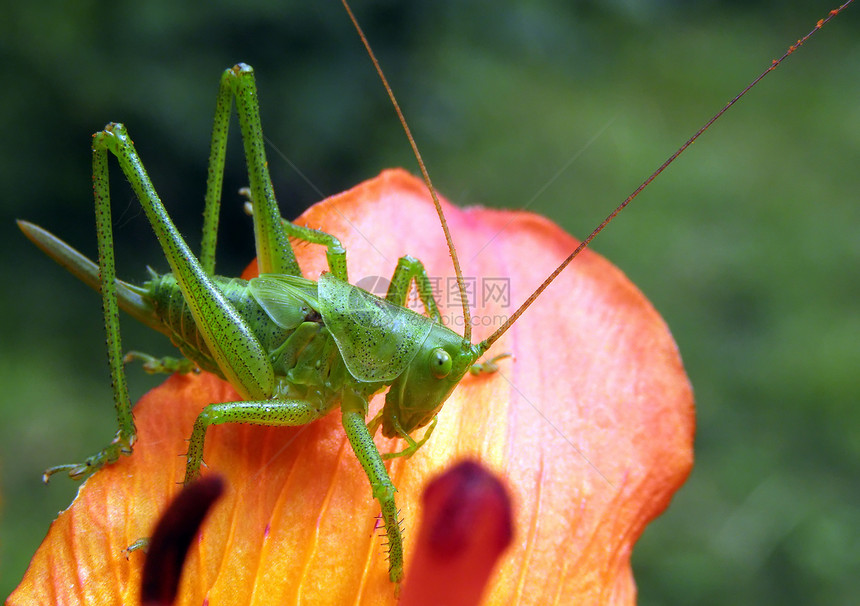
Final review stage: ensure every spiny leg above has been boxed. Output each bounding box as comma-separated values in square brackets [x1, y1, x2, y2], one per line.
[44, 65, 310, 479]
[198, 69, 234, 276]
[341, 394, 404, 584]
[185, 393, 405, 584]
[282, 221, 348, 281]
[41, 138, 139, 482]
[38, 118, 284, 483]
[384, 417, 438, 461]
[202, 64, 350, 279]
[221, 64, 298, 276]
[199, 65, 299, 277]
[197, 69, 232, 275]
[184, 399, 326, 484]
[91, 123, 275, 403]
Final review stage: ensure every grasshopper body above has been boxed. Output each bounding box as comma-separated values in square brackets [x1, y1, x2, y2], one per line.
[19, 64, 492, 584]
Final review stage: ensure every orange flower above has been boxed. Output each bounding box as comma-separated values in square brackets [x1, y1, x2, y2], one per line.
[9, 169, 694, 604]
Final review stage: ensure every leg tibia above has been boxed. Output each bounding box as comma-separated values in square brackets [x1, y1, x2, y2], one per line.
[341, 407, 404, 584]
[226, 65, 297, 276]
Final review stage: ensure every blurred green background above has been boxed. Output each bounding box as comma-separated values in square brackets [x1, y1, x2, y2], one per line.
[1, 0, 858, 602]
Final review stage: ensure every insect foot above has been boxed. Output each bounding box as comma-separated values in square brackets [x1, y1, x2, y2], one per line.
[42, 432, 136, 483]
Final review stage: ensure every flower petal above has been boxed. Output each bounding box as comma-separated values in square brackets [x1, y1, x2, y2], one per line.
[10, 169, 694, 604]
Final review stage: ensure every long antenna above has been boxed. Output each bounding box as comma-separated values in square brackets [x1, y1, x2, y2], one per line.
[341, 0, 474, 342]
[481, 1, 854, 350]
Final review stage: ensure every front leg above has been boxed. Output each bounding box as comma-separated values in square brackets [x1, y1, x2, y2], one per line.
[184, 393, 404, 584]
[367, 414, 438, 460]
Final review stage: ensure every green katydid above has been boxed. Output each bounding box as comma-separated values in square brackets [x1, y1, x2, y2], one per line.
[17, 59, 506, 585]
[16, 0, 853, 589]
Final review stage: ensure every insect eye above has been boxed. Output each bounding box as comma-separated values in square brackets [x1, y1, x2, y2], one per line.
[429, 348, 452, 379]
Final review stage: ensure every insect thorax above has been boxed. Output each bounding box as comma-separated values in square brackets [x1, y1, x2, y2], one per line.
[145, 273, 385, 411]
